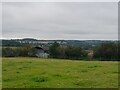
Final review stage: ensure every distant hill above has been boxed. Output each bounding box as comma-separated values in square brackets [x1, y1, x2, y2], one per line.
[1, 38, 118, 50]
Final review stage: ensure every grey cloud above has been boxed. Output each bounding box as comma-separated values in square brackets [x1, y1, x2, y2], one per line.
[2, 2, 118, 40]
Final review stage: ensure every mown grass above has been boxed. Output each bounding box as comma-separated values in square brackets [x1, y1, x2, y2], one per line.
[2, 57, 119, 88]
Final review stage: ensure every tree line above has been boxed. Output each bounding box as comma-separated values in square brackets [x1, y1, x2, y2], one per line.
[49, 42, 87, 60]
[93, 42, 119, 61]
[49, 42, 119, 61]
[2, 45, 36, 57]
[2, 42, 119, 61]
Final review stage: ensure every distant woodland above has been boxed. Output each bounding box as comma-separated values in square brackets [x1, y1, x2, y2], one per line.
[1, 38, 119, 61]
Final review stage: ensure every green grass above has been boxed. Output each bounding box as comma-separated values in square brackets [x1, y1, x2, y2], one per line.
[0, 58, 2, 89]
[2, 57, 119, 88]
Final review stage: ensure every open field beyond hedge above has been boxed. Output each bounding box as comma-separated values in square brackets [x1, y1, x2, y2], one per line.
[2, 57, 119, 88]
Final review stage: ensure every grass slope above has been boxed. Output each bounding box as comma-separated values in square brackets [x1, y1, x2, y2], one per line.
[2, 57, 119, 88]
[0, 58, 2, 89]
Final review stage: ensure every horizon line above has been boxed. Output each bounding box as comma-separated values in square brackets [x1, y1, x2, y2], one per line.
[0, 38, 118, 41]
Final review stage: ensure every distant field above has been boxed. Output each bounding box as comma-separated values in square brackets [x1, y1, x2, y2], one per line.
[2, 57, 119, 88]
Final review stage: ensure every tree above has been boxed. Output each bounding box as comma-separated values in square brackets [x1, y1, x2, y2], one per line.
[49, 41, 60, 58]
[93, 43, 118, 61]
[65, 46, 87, 60]
[2, 45, 33, 57]
[2, 47, 14, 57]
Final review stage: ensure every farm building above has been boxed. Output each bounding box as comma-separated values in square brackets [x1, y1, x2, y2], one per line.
[34, 47, 49, 58]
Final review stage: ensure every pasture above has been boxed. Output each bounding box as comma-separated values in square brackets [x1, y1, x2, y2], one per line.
[2, 57, 119, 88]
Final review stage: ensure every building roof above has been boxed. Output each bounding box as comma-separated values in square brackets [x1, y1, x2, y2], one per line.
[34, 47, 44, 50]
[34, 46, 49, 51]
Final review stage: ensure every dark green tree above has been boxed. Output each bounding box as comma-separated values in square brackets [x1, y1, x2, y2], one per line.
[49, 41, 60, 58]
[65, 46, 87, 60]
[93, 43, 118, 61]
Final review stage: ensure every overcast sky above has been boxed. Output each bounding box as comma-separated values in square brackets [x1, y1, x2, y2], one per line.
[2, 2, 118, 40]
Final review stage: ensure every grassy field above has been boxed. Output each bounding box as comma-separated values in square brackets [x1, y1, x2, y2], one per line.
[0, 58, 2, 89]
[2, 57, 119, 88]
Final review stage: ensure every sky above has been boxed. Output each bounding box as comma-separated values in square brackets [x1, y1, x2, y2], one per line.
[2, 2, 118, 40]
